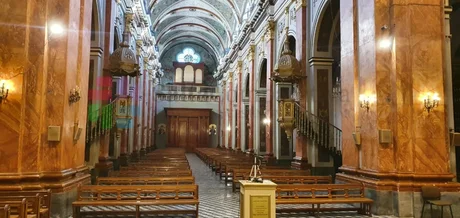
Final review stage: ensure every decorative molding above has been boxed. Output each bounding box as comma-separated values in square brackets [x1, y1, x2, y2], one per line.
[157, 94, 219, 102]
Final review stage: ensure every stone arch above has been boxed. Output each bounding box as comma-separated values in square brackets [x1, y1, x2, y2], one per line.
[258, 58, 268, 89]
[312, 0, 340, 56]
[244, 73, 250, 98]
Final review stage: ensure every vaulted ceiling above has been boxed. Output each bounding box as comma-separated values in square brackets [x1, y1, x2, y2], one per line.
[149, 0, 258, 62]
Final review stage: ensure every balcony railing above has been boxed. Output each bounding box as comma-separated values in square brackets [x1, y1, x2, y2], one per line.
[85, 99, 116, 144]
[157, 84, 218, 94]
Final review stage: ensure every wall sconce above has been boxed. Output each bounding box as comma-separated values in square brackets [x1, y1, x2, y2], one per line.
[158, 124, 166, 135]
[332, 77, 341, 98]
[421, 92, 440, 113]
[226, 125, 231, 132]
[208, 124, 217, 135]
[262, 117, 270, 125]
[359, 94, 375, 111]
[0, 81, 9, 103]
[69, 86, 81, 104]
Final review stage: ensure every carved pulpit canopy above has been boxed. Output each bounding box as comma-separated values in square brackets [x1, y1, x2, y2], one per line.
[272, 37, 301, 83]
[108, 31, 140, 77]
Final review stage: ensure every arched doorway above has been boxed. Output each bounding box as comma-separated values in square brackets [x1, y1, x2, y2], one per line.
[256, 59, 268, 154]
[310, 0, 341, 175]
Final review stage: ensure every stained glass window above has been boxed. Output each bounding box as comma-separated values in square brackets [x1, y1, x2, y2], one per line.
[177, 48, 201, 63]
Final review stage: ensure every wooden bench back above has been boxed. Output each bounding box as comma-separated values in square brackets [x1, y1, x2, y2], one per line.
[116, 170, 192, 177]
[77, 185, 198, 201]
[0, 190, 51, 209]
[234, 169, 309, 176]
[97, 176, 195, 185]
[240, 175, 332, 184]
[0, 194, 40, 216]
[0, 199, 26, 218]
[0, 205, 9, 218]
[120, 166, 190, 171]
[276, 183, 365, 199]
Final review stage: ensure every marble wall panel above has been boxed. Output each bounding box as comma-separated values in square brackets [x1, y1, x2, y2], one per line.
[21, 0, 47, 173]
[0, 0, 28, 173]
[0, 0, 92, 187]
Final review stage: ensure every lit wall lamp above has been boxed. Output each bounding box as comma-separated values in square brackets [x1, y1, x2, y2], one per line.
[158, 124, 166, 135]
[421, 92, 440, 113]
[69, 86, 81, 104]
[0, 80, 9, 103]
[226, 125, 231, 132]
[359, 94, 376, 111]
[332, 77, 341, 98]
[262, 117, 271, 125]
[208, 124, 217, 135]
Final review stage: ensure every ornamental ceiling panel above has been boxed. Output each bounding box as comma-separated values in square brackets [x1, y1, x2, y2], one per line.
[149, 0, 244, 59]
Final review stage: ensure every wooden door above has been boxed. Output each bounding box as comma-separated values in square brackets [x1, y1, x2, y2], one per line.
[188, 118, 199, 151]
[178, 118, 188, 149]
[166, 108, 211, 151]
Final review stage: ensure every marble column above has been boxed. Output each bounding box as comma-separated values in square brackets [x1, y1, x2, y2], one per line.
[0, 0, 92, 216]
[228, 72, 234, 149]
[337, 0, 460, 216]
[151, 83, 157, 150]
[95, 0, 117, 177]
[146, 77, 152, 153]
[236, 62, 243, 151]
[247, 46, 255, 153]
[264, 21, 275, 161]
[139, 61, 147, 157]
[131, 76, 140, 161]
[221, 81, 227, 148]
[292, 1, 310, 170]
[119, 77, 130, 166]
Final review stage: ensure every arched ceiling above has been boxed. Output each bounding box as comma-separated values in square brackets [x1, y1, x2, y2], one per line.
[149, 0, 260, 63]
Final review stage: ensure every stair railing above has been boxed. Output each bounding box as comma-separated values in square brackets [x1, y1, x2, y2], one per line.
[294, 102, 342, 155]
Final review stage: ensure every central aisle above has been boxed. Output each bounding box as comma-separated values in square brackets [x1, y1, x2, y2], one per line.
[186, 153, 240, 218]
[187, 153, 396, 218]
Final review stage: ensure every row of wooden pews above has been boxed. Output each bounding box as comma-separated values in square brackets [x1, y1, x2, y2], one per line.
[196, 147, 373, 216]
[0, 190, 51, 218]
[72, 148, 199, 218]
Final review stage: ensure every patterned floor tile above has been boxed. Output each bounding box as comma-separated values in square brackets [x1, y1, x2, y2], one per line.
[72, 153, 397, 218]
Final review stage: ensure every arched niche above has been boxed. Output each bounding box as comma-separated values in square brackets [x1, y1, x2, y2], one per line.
[259, 58, 267, 88]
[173, 62, 206, 84]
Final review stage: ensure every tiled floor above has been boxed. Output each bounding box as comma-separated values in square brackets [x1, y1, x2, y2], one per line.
[187, 153, 396, 218]
[75, 154, 397, 218]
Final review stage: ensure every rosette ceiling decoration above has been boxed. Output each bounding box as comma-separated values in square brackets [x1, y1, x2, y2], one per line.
[149, 0, 258, 66]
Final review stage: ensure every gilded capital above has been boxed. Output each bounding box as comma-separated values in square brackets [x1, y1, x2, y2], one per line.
[237, 61, 243, 73]
[248, 45, 256, 61]
[265, 20, 275, 40]
[228, 72, 234, 80]
[295, 0, 306, 10]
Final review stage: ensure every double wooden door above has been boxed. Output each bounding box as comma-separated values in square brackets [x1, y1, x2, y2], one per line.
[166, 108, 211, 151]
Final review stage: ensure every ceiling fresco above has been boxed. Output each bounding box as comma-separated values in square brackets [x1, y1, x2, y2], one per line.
[149, 0, 261, 79]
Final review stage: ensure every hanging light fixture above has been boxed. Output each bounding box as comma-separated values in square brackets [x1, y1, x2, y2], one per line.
[107, 31, 140, 77]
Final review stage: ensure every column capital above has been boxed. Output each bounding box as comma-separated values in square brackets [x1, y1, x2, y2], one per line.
[264, 20, 275, 40]
[248, 44, 256, 61]
[295, 0, 307, 10]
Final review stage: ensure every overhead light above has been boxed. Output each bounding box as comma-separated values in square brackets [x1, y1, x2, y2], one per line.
[49, 23, 65, 35]
[262, 118, 270, 125]
[379, 38, 392, 49]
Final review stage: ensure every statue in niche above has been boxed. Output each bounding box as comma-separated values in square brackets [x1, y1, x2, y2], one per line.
[291, 83, 300, 102]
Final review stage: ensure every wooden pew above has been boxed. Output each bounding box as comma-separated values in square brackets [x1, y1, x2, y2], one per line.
[72, 185, 199, 218]
[232, 175, 332, 192]
[0, 199, 28, 218]
[0, 190, 51, 218]
[276, 183, 373, 216]
[120, 166, 190, 171]
[97, 176, 195, 185]
[232, 169, 310, 188]
[115, 170, 193, 177]
[0, 205, 10, 218]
